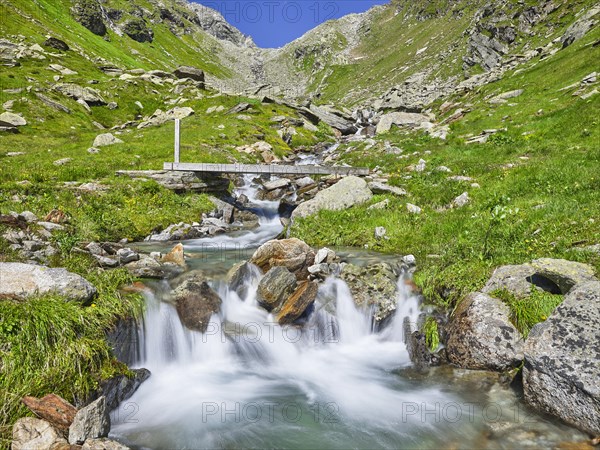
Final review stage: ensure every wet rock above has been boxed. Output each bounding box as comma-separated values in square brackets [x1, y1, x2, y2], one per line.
[226, 261, 261, 300]
[93, 133, 123, 147]
[523, 281, 600, 435]
[277, 281, 319, 325]
[292, 176, 372, 220]
[173, 279, 222, 332]
[263, 178, 291, 191]
[98, 368, 151, 412]
[12, 417, 68, 450]
[162, 243, 185, 266]
[116, 248, 138, 264]
[257, 266, 297, 311]
[250, 238, 315, 280]
[68, 396, 110, 445]
[340, 262, 400, 322]
[124, 256, 168, 279]
[0, 262, 97, 303]
[21, 394, 77, 431]
[314, 247, 336, 264]
[446, 292, 524, 371]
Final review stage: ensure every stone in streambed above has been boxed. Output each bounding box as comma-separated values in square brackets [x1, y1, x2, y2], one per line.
[12, 417, 68, 450]
[257, 266, 297, 312]
[68, 396, 110, 445]
[250, 238, 315, 280]
[162, 243, 185, 267]
[21, 394, 77, 431]
[277, 280, 318, 325]
[172, 278, 222, 332]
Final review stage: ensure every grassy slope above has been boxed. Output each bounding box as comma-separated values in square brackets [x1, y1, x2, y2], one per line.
[292, 25, 600, 309]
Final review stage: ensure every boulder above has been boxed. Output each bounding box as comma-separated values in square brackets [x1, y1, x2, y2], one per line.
[173, 66, 205, 83]
[530, 258, 597, 293]
[93, 133, 123, 147]
[71, 0, 107, 35]
[376, 112, 431, 134]
[561, 5, 599, 48]
[291, 176, 372, 220]
[277, 281, 318, 325]
[68, 396, 110, 445]
[303, 105, 357, 135]
[367, 181, 407, 196]
[340, 263, 400, 322]
[43, 37, 69, 52]
[0, 111, 26, 127]
[122, 18, 153, 43]
[257, 266, 297, 311]
[523, 281, 600, 435]
[446, 292, 524, 371]
[116, 248, 138, 264]
[162, 243, 185, 266]
[21, 394, 77, 431]
[0, 262, 97, 303]
[172, 279, 221, 332]
[226, 261, 261, 300]
[137, 107, 195, 129]
[54, 83, 106, 105]
[124, 256, 168, 279]
[451, 192, 470, 208]
[250, 238, 315, 280]
[98, 368, 151, 412]
[483, 259, 598, 299]
[12, 417, 68, 450]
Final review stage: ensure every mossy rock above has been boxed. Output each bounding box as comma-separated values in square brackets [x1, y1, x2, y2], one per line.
[71, 0, 107, 36]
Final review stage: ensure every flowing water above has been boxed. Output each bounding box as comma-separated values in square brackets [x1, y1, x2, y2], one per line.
[111, 175, 587, 449]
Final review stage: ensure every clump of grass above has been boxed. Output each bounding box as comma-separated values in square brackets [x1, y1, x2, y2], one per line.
[491, 288, 563, 337]
[0, 257, 144, 447]
[423, 317, 440, 352]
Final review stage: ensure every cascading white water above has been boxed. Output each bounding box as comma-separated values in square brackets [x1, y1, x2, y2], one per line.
[110, 171, 586, 449]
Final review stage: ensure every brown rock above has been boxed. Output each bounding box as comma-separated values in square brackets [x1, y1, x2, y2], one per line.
[45, 209, 69, 224]
[162, 243, 185, 267]
[173, 280, 221, 332]
[250, 238, 315, 280]
[277, 281, 318, 325]
[0, 214, 27, 229]
[21, 394, 77, 430]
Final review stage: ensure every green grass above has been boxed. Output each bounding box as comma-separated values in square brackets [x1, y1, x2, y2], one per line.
[491, 289, 563, 337]
[0, 254, 144, 448]
[423, 317, 440, 352]
[291, 26, 600, 308]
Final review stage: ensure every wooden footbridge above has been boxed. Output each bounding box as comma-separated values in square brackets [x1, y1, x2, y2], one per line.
[164, 120, 369, 177]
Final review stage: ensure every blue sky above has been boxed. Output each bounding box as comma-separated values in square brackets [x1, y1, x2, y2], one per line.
[195, 1, 389, 48]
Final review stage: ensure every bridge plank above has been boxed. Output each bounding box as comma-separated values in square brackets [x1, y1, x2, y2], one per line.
[162, 162, 369, 176]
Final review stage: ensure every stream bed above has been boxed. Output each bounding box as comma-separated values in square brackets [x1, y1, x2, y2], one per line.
[110, 176, 587, 449]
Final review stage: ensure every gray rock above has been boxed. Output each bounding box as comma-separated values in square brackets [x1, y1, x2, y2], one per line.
[125, 256, 168, 279]
[0, 262, 97, 303]
[35, 92, 71, 113]
[117, 248, 139, 264]
[561, 5, 599, 48]
[173, 66, 205, 83]
[523, 281, 600, 435]
[340, 262, 400, 322]
[53, 157, 72, 166]
[482, 264, 540, 299]
[0, 111, 26, 127]
[68, 396, 110, 445]
[403, 254, 416, 266]
[263, 178, 291, 191]
[530, 258, 598, 293]
[257, 266, 297, 311]
[292, 176, 372, 219]
[226, 261, 262, 300]
[446, 292, 524, 370]
[137, 107, 195, 129]
[375, 226, 387, 239]
[376, 112, 430, 134]
[406, 203, 422, 214]
[12, 417, 68, 450]
[368, 199, 390, 210]
[314, 247, 336, 264]
[20, 211, 37, 223]
[93, 254, 119, 268]
[93, 133, 123, 147]
[173, 278, 222, 332]
[452, 192, 470, 208]
[367, 181, 407, 196]
[54, 83, 106, 105]
[304, 104, 357, 135]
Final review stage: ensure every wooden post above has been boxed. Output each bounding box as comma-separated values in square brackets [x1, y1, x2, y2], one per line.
[174, 119, 180, 163]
